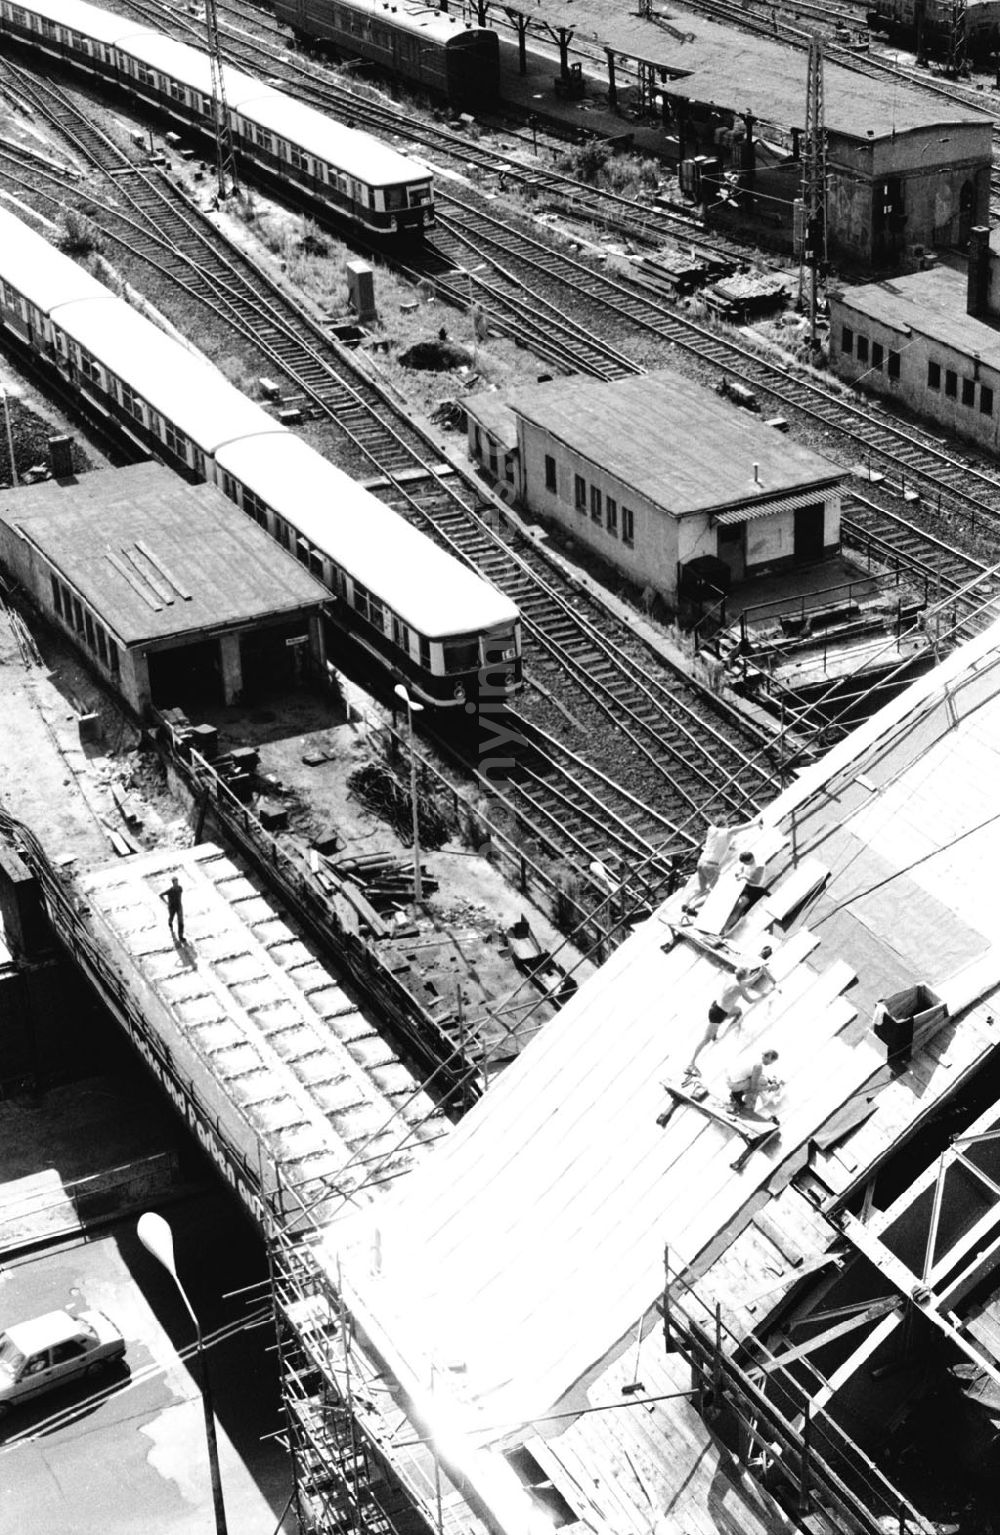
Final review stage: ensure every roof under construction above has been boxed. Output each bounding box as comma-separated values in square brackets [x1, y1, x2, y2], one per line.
[319, 619, 1000, 1535]
[0, 462, 326, 647]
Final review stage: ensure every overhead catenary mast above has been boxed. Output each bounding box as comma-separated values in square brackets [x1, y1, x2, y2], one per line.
[205, 0, 240, 200]
[799, 36, 827, 348]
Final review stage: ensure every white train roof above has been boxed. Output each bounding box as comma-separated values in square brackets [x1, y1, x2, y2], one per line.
[9, 0, 151, 45]
[336, 0, 495, 47]
[51, 297, 287, 456]
[0, 204, 109, 311]
[230, 90, 431, 186]
[12, 0, 430, 185]
[215, 433, 518, 637]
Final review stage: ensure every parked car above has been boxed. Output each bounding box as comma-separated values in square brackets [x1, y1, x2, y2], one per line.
[0, 1309, 125, 1412]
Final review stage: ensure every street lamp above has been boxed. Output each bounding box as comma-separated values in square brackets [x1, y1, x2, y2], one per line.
[394, 682, 424, 905]
[0, 381, 18, 488]
[137, 1212, 229, 1535]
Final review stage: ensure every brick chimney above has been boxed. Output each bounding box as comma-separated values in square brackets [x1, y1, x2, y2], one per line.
[967, 225, 991, 318]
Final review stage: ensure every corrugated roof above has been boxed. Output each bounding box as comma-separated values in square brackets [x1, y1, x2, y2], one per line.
[510, 371, 843, 517]
[714, 486, 829, 523]
[51, 296, 283, 457]
[832, 266, 1000, 371]
[0, 462, 327, 645]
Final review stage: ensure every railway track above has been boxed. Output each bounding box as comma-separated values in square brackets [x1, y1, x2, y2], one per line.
[78, 0, 1000, 622]
[0, 58, 782, 915]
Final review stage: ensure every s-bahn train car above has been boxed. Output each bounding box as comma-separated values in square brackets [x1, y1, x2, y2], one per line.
[272, 0, 499, 110]
[216, 434, 521, 704]
[0, 207, 522, 707]
[866, 0, 1000, 63]
[0, 0, 435, 235]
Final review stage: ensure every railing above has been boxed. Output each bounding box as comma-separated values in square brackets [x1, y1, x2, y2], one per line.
[662, 1256, 935, 1535]
[152, 711, 471, 1112]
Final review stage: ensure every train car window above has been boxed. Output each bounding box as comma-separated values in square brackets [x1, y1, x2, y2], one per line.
[72, 596, 85, 634]
[353, 582, 370, 622]
[888, 350, 900, 381]
[393, 617, 411, 653]
[108, 638, 121, 675]
[606, 496, 618, 536]
[96, 626, 108, 665]
[981, 385, 994, 416]
[622, 506, 635, 547]
[927, 360, 940, 390]
[119, 381, 145, 423]
[369, 596, 385, 631]
[164, 420, 188, 461]
[84, 612, 96, 650]
[50, 576, 62, 617]
[135, 61, 156, 87]
[289, 145, 308, 172]
[590, 485, 602, 523]
[193, 448, 206, 480]
[243, 489, 268, 527]
[574, 474, 586, 512]
[419, 636, 431, 670]
[169, 80, 186, 103]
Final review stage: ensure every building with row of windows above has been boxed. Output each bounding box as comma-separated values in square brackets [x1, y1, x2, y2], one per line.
[0, 463, 328, 715]
[829, 226, 1000, 451]
[466, 371, 846, 606]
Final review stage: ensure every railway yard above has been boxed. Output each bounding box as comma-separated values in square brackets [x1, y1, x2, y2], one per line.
[6, 0, 1000, 1529]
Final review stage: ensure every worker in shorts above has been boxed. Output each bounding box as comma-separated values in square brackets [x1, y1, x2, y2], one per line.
[686, 967, 760, 1073]
[727, 1048, 780, 1116]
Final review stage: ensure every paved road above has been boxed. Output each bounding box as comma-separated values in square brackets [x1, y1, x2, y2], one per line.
[0, 1191, 293, 1534]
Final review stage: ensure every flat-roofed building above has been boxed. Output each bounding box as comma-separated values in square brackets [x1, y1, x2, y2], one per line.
[0, 462, 328, 714]
[474, 372, 845, 602]
[829, 227, 1000, 449]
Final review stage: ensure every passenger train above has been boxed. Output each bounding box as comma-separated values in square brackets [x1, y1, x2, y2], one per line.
[272, 0, 500, 111]
[0, 207, 522, 706]
[0, 0, 435, 235]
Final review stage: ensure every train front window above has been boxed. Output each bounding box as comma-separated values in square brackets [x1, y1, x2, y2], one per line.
[443, 637, 480, 673]
[383, 186, 407, 211]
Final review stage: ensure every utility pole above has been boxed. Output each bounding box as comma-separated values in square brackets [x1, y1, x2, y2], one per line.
[799, 37, 826, 349]
[946, 0, 967, 76]
[205, 0, 239, 200]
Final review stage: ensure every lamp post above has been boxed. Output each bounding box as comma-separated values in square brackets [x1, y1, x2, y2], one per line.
[137, 1212, 229, 1535]
[394, 682, 424, 906]
[0, 382, 17, 488]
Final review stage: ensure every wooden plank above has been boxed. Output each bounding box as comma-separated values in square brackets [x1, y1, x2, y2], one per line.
[763, 858, 830, 923]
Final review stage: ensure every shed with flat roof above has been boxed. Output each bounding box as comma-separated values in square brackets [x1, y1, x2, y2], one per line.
[0, 462, 328, 714]
[492, 372, 845, 602]
[829, 229, 1000, 451]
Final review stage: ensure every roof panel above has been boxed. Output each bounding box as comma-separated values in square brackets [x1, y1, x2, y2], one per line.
[510, 371, 844, 516]
[832, 266, 1000, 370]
[0, 463, 327, 644]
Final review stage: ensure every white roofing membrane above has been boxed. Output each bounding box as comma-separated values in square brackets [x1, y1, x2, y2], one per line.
[233, 90, 430, 185]
[0, 205, 108, 312]
[52, 297, 284, 456]
[215, 433, 518, 637]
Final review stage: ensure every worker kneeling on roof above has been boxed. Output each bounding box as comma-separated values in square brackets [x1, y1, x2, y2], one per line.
[727, 1048, 780, 1116]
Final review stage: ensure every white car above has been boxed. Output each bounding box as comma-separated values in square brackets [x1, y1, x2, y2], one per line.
[0, 1309, 126, 1412]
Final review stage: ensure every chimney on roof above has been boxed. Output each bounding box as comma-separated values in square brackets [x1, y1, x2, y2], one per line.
[752, 461, 761, 485]
[967, 225, 991, 319]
